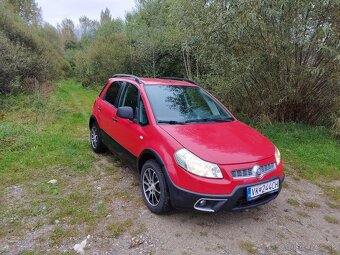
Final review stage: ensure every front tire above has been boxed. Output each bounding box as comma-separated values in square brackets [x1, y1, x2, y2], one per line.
[140, 160, 171, 214]
[90, 122, 106, 153]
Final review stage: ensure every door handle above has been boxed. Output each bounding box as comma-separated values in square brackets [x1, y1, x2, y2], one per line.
[112, 117, 118, 122]
[97, 106, 102, 111]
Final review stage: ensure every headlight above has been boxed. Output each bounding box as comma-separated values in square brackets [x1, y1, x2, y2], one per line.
[275, 146, 281, 165]
[174, 148, 223, 178]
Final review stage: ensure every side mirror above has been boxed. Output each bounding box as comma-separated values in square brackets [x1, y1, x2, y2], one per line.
[117, 106, 134, 120]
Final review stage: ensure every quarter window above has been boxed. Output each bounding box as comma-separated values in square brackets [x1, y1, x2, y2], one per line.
[139, 98, 149, 126]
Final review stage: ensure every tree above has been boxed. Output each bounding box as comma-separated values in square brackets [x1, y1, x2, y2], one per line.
[58, 18, 77, 50]
[5, 0, 42, 25]
[100, 8, 112, 25]
[0, 2, 64, 93]
[79, 16, 99, 42]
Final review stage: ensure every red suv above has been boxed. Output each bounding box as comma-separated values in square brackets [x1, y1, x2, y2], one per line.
[89, 74, 284, 214]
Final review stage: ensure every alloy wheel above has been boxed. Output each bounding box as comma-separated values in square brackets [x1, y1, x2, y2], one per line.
[142, 168, 161, 206]
[91, 126, 98, 149]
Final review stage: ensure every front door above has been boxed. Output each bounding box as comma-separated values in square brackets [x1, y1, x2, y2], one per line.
[114, 82, 149, 157]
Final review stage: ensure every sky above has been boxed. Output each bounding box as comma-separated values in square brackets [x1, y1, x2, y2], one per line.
[36, 0, 136, 26]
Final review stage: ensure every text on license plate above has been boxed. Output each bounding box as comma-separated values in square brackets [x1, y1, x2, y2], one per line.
[247, 179, 279, 200]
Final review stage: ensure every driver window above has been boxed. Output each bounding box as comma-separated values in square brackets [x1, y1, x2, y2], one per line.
[119, 83, 139, 116]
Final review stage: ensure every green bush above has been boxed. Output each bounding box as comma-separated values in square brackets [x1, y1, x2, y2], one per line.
[0, 3, 64, 93]
[74, 33, 129, 86]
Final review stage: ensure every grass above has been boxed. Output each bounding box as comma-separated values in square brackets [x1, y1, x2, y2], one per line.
[287, 198, 299, 207]
[246, 120, 340, 200]
[303, 201, 321, 208]
[0, 80, 106, 247]
[321, 244, 338, 255]
[327, 202, 340, 209]
[270, 244, 279, 252]
[297, 211, 310, 218]
[107, 219, 134, 238]
[324, 215, 339, 224]
[129, 223, 147, 237]
[0, 80, 97, 185]
[239, 241, 256, 254]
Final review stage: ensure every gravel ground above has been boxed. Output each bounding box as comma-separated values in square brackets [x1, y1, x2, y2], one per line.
[1, 153, 339, 255]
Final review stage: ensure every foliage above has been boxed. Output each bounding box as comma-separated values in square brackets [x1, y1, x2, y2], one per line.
[4, 0, 42, 25]
[168, 0, 340, 125]
[75, 31, 129, 86]
[1, 0, 339, 125]
[0, 1, 65, 93]
[71, 0, 339, 125]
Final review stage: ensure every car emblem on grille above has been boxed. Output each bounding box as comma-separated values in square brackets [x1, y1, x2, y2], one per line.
[252, 165, 263, 179]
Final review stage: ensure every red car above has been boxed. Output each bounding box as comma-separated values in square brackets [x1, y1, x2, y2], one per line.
[89, 74, 284, 214]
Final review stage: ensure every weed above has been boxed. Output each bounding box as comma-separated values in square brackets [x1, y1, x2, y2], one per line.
[324, 215, 339, 224]
[215, 244, 226, 251]
[199, 231, 208, 237]
[297, 211, 309, 218]
[107, 219, 134, 238]
[321, 244, 338, 255]
[287, 198, 299, 207]
[270, 244, 279, 252]
[240, 241, 256, 254]
[303, 201, 320, 208]
[50, 226, 77, 247]
[326, 202, 339, 209]
[130, 224, 147, 237]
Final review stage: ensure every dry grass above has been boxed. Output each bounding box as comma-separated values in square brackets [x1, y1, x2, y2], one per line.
[324, 215, 339, 224]
[240, 241, 256, 254]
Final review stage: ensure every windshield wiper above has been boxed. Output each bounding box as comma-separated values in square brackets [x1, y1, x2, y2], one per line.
[185, 117, 234, 123]
[158, 120, 186, 125]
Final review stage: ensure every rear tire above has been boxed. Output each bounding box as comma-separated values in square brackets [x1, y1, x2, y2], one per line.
[140, 160, 171, 214]
[90, 122, 107, 153]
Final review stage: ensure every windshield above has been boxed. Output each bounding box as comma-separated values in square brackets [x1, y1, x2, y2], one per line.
[144, 85, 234, 124]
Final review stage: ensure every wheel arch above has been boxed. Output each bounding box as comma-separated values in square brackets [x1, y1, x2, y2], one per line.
[89, 115, 97, 129]
[137, 149, 166, 175]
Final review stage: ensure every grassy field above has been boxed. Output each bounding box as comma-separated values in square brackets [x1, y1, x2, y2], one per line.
[0, 80, 97, 186]
[246, 120, 340, 200]
[0, 80, 339, 253]
[0, 80, 108, 247]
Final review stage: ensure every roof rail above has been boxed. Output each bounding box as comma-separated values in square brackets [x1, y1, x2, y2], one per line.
[158, 77, 197, 85]
[112, 74, 144, 84]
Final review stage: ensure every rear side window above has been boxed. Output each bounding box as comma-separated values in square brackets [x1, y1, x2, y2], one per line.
[104, 81, 121, 107]
[119, 83, 139, 115]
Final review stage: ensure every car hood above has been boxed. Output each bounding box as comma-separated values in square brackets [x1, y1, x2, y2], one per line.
[160, 121, 274, 165]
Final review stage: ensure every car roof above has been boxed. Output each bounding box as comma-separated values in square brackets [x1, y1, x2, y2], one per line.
[110, 77, 198, 87]
[140, 78, 198, 87]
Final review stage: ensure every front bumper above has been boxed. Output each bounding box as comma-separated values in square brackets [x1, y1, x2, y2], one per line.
[165, 175, 284, 212]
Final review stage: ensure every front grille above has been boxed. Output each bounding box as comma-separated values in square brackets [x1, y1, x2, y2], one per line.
[231, 163, 276, 179]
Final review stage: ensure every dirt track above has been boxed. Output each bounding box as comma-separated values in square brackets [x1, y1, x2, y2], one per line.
[1, 153, 339, 255]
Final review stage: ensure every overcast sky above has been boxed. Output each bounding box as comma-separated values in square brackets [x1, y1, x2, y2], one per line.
[36, 0, 136, 26]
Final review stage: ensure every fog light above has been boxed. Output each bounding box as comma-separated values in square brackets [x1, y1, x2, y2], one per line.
[199, 200, 207, 207]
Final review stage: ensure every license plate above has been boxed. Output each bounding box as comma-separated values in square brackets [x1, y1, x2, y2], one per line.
[247, 179, 279, 200]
